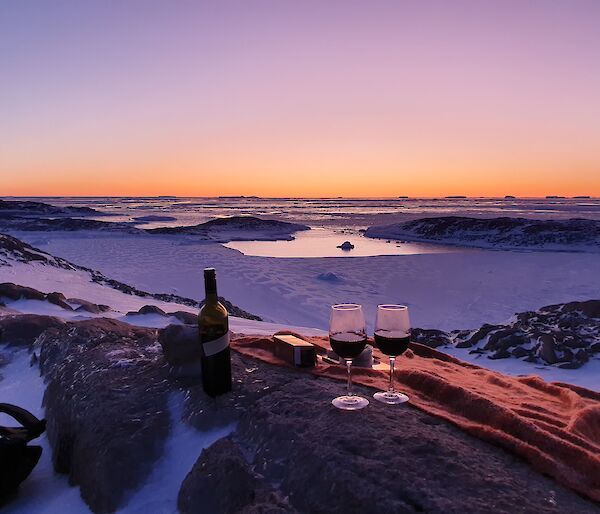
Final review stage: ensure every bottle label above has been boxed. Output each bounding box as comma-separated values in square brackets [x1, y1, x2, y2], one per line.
[202, 332, 230, 357]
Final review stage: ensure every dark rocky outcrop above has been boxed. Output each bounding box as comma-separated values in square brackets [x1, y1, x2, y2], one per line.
[0, 314, 65, 347]
[126, 304, 167, 316]
[411, 328, 451, 348]
[36, 318, 170, 514]
[45, 292, 73, 310]
[0, 234, 77, 269]
[0, 216, 139, 233]
[2, 313, 595, 513]
[68, 298, 110, 314]
[0, 199, 101, 216]
[365, 216, 600, 251]
[147, 216, 309, 242]
[178, 438, 294, 514]
[0, 282, 46, 301]
[158, 324, 201, 366]
[414, 300, 600, 368]
[1, 232, 262, 321]
[170, 310, 197, 325]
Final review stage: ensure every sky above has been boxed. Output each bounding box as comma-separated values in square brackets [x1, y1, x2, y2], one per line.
[1, 0, 599, 197]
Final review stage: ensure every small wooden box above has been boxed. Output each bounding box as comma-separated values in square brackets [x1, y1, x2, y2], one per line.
[273, 334, 317, 367]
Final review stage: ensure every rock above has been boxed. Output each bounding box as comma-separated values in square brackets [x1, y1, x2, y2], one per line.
[411, 328, 451, 348]
[488, 349, 511, 360]
[37, 318, 170, 513]
[0, 314, 65, 347]
[158, 324, 202, 366]
[511, 347, 529, 358]
[466, 324, 505, 347]
[317, 272, 342, 283]
[235, 374, 597, 514]
[364, 216, 600, 251]
[484, 329, 528, 351]
[337, 241, 354, 250]
[178, 438, 263, 514]
[137, 304, 167, 315]
[575, 349, 590, 364]
[538, 334, 558, 364]
[563, 300, 600, 318]
[46, 292, 73, 310]
[147, 216, 310, 242]
[170, 310, 197, 325]
[68, 298, 110, 314]
[0, 282, 46, 301]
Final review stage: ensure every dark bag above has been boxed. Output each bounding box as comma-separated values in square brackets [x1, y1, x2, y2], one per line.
[0, 403, 46, 501]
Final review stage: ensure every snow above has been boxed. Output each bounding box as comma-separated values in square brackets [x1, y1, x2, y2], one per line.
[1, 224, 599, 512]
[20, 232, 600, 334]
[0, 350, 91, 514]
[115, 395, 235, 514]
[0, 350, 236, 514]
[442, 346, 600, 392]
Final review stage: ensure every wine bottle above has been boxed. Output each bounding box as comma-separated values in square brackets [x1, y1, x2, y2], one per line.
[198, 268, 232, 397]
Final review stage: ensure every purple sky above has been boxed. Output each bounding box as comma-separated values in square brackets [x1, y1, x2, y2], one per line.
[1, 1, 599, 196]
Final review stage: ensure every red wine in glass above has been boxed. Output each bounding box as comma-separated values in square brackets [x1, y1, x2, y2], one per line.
[373, 331, 410, 357]
[330, 332, 368, 359]
[329, 304, 369, 410]
[373, 305, 411, 405]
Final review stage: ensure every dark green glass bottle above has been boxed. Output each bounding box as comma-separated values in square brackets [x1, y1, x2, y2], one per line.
[198, 268, 232, 397]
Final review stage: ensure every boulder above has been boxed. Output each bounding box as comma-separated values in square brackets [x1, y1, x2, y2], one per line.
[37, 318, 170, 513]
[488, 349, 511, 360]
[337, 241, 354, 250]
[466, 324, 505, 347]
[178, 438, 263, 514]
[538, 334, 558, 364]
[158, 324, 202, 366]
[234, 373, 597, 514]
[170, 310, 197, 325]
[68, 298, 110, 314]
[0, 314, 65, 347]
[138, 304, 167, 315]
[317, 272, 342, 283]
[46, 292, 73, 310]
[511, 347, 529, 358]
[562, 300, 600, 318]
[483, 329, 528, 352]
[411, 328, 451, 348]
[0, 282, 45, 301]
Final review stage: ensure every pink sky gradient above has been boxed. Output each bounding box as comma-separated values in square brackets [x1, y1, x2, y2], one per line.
[1, 1, 599, 196]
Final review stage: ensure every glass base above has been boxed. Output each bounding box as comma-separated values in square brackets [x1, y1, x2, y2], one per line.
[373, 391, 409, 404]
[332, 395, 369, 410]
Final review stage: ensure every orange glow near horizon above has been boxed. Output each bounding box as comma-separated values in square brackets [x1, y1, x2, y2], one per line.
[1, 2, 599, 198]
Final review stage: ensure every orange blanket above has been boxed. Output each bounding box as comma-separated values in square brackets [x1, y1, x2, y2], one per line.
[231, 333, 600, 503]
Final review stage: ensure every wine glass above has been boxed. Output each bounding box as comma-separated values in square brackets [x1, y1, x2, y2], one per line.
[329, 304, 369, 410]
[373, 304, 411, 404]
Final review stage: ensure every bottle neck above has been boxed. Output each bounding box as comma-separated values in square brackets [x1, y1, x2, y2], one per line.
[204, 274, 218, 304]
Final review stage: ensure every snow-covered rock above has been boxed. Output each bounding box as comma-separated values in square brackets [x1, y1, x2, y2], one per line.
[365, 216, 600, 252]
[147, 216, 310, 242]
[415, 299, 600, 368]
[337, 241, 354, 250]
[37, 318, 170, 513]
[0, 199, 102, 217]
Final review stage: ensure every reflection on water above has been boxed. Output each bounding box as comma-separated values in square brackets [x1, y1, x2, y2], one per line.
[223, 228, 467, 258]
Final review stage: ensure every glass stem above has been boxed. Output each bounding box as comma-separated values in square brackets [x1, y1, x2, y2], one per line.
[388, 357, 396, 393]
[346, 359, 353, 397]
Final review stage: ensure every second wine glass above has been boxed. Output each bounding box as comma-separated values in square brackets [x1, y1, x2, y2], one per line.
[373, 304, 411, 404]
